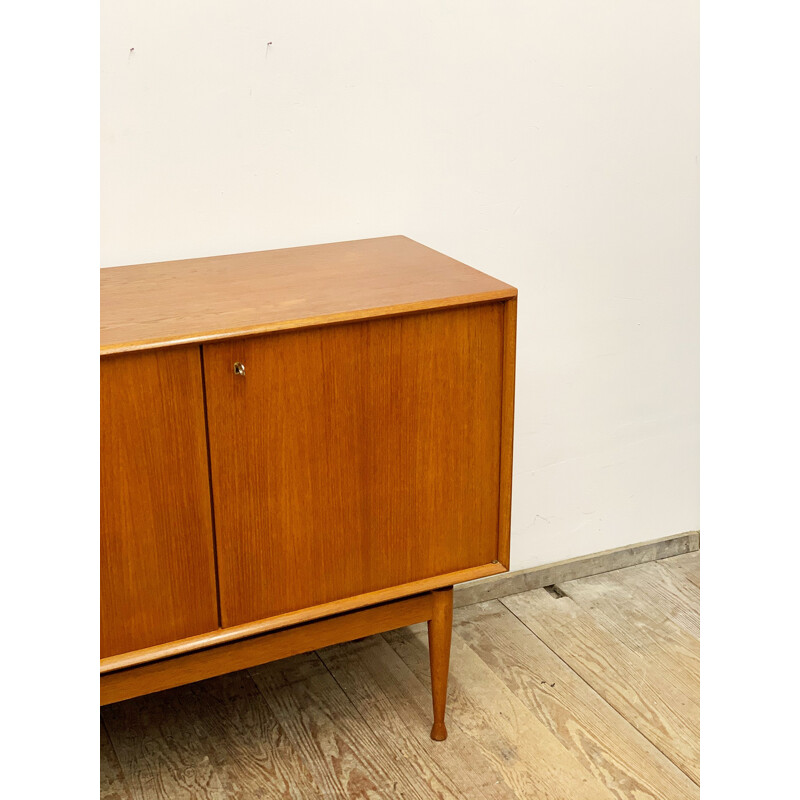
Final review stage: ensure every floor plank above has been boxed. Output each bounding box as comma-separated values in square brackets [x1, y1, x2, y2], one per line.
[384, 623, 622, 800]
[560, 567, 700, 702]
[102, 671, 320, 800]
[182, 670, 322, 799]
[248, 651, 457, 800]
[101, 719, 133, 800]
[580, 558, 700, 639]
[452, 599, 699, 800]
[650, 557, 700, 637]
[319, 634, 518, 800]
[102, 684, 231, 799]
[501, 588, 700, 784]
[658, 551, 700, 590]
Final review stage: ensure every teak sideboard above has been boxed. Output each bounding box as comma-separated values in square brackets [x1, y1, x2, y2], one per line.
[100, 235, 517, 740]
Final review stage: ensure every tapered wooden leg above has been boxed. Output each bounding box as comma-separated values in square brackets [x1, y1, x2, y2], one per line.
[427, 586, 453, 741]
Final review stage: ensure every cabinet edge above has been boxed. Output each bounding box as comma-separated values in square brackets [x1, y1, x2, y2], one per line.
[101, 591, 439, 705]
[100, 290, 517, 356]
[496, 296, 517, 567]
[100, 561, 505, 674]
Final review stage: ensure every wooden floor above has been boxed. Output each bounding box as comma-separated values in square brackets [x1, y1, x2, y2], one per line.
[101, 551, 700, 799]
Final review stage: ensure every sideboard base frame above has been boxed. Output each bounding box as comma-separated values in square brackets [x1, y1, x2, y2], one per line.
[101, 561, 504, 673]
[101, 587, 455, 740]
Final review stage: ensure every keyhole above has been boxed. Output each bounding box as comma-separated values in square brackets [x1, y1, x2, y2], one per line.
[233, 362, 246, 376]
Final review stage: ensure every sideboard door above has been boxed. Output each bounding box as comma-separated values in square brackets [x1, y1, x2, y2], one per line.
[204, 303, 505, 628]
[101, 347, 219, 658]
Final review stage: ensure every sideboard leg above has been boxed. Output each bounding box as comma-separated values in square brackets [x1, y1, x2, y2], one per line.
[428, 586, 454, 741]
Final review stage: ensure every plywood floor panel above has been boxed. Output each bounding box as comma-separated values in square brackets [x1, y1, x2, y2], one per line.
[560, 569, 700, 700]
[452, 599, 698, 800]
[501, 587, 700, 783]
[318, 636, 511, 800]
[383, 623, 621, 800]
[100, 720, 133, 800]
[658, 550, 701, 590]
[572, 558, 700, 639]
[102, 671, 321, 800]
[248, 652, 459, 800]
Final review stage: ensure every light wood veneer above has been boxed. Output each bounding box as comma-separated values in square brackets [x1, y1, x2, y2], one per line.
[100, 235, 516, 355]
[100, 346, 218, 658]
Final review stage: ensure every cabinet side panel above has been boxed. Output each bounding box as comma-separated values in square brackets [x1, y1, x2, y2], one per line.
[100, 347, 219, 658]
[497, 297, 517, 567]
[205, 304, 504, 628]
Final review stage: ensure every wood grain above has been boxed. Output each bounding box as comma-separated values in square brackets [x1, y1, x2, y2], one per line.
[101, 593, 435, 705]
[189, 671, 323, 799]
[101, 236, 517, 355]
[102, 683, 232, 798]
[501, 588, 700, 783]
[204, 304, 505, 627]
[658, 550, 700, 590]
[249, 652, 455, 800]
[648, 558, 701, 638]
[428, 588, 454, 740]
[101, 562, 503, 673]
[497, 297, 517, 567]
[100, 720, 132, 800]
[384, 624, 621, 800]
[100, 347, 218, 658]
[103, 671, 325, 800]
[453, 600, 698, 800]
[318, 634, 517, 800]
[564, 561, 700, 657]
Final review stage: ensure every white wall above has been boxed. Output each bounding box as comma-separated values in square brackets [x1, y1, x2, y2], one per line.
[101, 1, 699, 571]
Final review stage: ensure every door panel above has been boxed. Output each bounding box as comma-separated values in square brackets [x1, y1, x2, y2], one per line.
[100, 347, 219, 658]
[204, 304, 505, 628]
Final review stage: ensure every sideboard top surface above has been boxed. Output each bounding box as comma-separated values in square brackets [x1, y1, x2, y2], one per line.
[100, 235, 517, 355]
